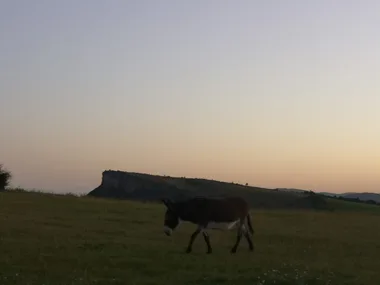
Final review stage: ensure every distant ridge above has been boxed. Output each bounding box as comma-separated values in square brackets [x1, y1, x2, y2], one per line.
[276, 188, 312, 193]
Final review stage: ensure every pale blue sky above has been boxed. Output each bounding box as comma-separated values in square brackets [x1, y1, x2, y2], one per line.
[1, 0, 379, 194]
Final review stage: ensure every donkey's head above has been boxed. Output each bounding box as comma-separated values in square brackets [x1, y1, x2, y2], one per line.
[162, 199, 181, 236]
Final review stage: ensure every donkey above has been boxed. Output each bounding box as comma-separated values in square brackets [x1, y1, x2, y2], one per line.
[162, 196, 255, 254]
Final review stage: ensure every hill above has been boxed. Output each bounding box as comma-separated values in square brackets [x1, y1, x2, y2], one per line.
[319, 191, 380, 205]
[340, 192, 380, 203]
[87, 170, 332, 210]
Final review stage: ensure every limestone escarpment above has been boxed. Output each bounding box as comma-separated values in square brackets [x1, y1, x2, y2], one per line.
[87, 170, 190, 201]
[87, 170, 332, 210]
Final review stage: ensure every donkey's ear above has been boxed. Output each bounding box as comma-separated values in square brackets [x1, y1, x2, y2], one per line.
[161, 199, 170, 208]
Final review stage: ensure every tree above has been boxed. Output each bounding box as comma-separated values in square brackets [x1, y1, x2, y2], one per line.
[0, 164, 12, 190]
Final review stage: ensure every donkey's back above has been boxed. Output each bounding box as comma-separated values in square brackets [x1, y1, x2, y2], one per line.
[178, 196, 250, 224]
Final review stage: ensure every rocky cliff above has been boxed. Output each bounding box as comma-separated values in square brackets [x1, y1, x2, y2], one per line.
[87, 170, 332, 210]
[87, 170, 191, 201]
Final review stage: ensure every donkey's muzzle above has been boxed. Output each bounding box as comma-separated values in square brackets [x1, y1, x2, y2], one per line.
[164, 226, 172, 236]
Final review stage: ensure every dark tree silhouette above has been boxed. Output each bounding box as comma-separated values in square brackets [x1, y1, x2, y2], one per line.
[0, 164, 12, 190]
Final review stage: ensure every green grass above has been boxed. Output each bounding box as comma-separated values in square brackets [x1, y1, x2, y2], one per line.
[1, 191, 380, 285]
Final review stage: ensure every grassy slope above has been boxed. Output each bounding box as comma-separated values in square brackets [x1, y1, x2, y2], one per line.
[327, 197, 380, 212]
[1, 191, 380, 285]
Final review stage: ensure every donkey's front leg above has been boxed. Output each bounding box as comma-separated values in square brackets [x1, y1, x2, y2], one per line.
[186, 228, 201, 253]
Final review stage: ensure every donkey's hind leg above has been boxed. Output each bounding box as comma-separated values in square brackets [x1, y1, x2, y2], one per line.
[202, 231, 212, 254]
[231, 220, 244, 253]
[243, 230, 254, 252]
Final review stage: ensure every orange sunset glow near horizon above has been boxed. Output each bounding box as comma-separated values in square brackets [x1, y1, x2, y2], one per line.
[1, 1, 379, 195]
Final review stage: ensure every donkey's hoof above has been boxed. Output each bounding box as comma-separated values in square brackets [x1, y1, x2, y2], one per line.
[231, 248, 237, 254]
[186, 248, 192, 253]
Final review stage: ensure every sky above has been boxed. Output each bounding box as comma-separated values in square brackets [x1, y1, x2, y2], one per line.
[1, 0, 379, 194]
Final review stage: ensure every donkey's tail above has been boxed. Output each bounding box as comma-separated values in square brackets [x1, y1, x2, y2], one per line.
[246, 213, 254, 235]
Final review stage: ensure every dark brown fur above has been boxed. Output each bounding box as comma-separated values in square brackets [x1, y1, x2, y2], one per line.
[162, 196, 255, 254]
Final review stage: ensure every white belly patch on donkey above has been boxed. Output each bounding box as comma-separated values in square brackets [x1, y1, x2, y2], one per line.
[206, 220, 240, 230]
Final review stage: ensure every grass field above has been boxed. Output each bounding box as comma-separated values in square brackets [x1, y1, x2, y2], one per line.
[1, 191, 380, 285]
